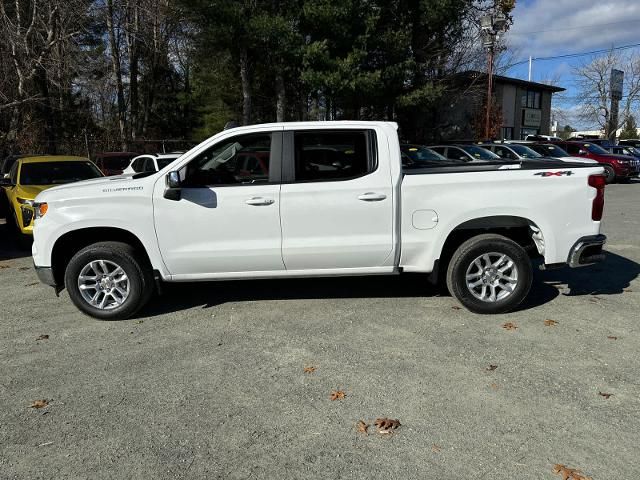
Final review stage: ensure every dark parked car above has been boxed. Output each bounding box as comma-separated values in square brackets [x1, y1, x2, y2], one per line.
[94, 152, 139, 176]
[605, 145, 640, 160]
[429, 145, 504, 163]
[400, 144, 452, 167]
[618, 139, 640, 148]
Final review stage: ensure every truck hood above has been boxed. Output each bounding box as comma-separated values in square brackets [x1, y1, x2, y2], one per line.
[34, 174, 145, 202]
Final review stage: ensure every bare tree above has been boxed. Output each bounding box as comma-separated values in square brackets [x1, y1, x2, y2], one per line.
[574, 50, 640, 136]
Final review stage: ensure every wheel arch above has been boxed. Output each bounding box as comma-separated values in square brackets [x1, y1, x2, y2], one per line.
[51, 227, 152, 287]
[430, 215, 544, 283]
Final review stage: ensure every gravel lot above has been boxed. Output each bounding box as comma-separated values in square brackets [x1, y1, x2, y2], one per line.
[1, 182, 639, 479]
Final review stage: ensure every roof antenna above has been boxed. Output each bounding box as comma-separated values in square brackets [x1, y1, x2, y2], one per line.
[224, 121, 239, 130]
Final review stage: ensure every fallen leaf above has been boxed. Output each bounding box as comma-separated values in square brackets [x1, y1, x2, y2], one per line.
[489, 382, 499, 390]
[598, 391, 613, 399]
[623, 288, 633, 292]
[30, 399, 49, 409]
[431, 444, 442, 453]
[544, 319, 559, 327]
[36, 334, 49, 341]
[552, 464, 592, 480]
[25, 282, 39, 287]
[607, 336, 618, 340]
[136, 320, 144, 324]
[303, 366, 316, 374]
[502, 322, 517, 331]
[0, 264, 10, 269]
[374, 417, 401, 434]
[356, 420, 369, 435]
[18, 267, 30, 271]
[451, 306, 462, 310]
[486, 365, 498, 371]
[330, 390, 345, 401]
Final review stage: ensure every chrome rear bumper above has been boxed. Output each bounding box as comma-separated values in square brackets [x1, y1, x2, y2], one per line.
[568, 235, 606, 268]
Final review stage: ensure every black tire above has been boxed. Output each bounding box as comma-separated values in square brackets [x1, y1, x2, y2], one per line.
[446, 234, 533, 314]
[602, 165, 616, 184]
[64, 241, 154, 320]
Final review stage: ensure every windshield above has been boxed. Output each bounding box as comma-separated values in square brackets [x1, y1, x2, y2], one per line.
[20, 161, 103, 185]
[531, 144, 569, 157]
[508, 145, 542, 158]
[461, 145, 502, 160]
[584, 143, 609, 154]
[401, 146, 447, 162]
[101, 155, 135, 170]
[157, 157, 179, 170]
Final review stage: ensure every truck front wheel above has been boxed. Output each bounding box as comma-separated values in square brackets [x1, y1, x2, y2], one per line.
[64, 241, 154, 320]
[446, 234, 532, 314]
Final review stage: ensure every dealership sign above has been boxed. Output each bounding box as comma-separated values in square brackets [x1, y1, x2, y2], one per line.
[611, 69, 624, 101]
[523, 108, 542, 127]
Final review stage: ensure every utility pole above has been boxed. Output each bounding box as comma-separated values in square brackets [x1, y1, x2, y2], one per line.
[480, 13, 508, 140]
[528, 56, 532, 81]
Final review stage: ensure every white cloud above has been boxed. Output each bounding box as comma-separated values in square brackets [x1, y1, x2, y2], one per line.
[505, 0, 640, 58]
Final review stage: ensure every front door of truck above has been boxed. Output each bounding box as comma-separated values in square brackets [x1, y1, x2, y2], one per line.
[279, 128, 394, 270]
[153, 130, 285, 276]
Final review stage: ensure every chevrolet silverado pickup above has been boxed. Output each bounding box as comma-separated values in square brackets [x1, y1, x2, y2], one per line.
[31, 121, 607, 320]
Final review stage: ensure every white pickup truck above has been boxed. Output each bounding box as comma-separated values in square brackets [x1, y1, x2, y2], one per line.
[31, 121, 607, 320]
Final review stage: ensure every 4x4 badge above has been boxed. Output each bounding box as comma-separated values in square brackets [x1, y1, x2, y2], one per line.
[534, 171, 574, 177]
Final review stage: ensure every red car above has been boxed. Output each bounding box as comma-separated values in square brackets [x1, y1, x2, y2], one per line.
[555, 141, 640, 183]
[94, 152, 139, 176]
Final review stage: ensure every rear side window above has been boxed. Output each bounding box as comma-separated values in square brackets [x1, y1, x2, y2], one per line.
[564, 144, 580, 155]
[293, 130, 376, 182]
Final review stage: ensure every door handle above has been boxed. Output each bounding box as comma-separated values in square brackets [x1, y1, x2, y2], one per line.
[245, 197, 275, 206]
[358, 192, 387, 202]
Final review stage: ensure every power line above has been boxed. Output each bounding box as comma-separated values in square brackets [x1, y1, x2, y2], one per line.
[508, 19, 640, 35]
[506, 42, 640, 69]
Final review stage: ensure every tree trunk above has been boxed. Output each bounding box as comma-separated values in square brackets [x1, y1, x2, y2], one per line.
[127, 1, 140, 141]
[240, 49, 252, 125]
[106, 0, 127, 150]
[275, 71, 286, 122]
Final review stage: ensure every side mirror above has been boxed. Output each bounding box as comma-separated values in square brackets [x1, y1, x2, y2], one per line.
[0, 176, 14, 187]
[164, 171, 181, 201]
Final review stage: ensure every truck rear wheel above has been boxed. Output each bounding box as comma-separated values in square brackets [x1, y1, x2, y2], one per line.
[446, 234, 532, 314]
[64, 241, 154, 320]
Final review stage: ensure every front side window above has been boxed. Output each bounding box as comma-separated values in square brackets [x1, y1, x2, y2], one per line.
[494, 146, 517, 159]
[183, 133, 271, 187]
[19, 161, 103, 185]
[294, 130, 375, 182]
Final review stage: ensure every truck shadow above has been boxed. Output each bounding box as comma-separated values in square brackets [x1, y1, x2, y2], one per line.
[142, 250, 639, 317]
[0, 221, 32, 262]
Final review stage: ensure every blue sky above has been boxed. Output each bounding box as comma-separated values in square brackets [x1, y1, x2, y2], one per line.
[501, 0, 640, 129]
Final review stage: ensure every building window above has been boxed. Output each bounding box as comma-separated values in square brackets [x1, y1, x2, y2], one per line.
[521, 90, 541, 109]
[501, 127, 514, 140]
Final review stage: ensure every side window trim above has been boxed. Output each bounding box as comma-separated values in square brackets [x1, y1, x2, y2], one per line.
[282, 129, 378, 184]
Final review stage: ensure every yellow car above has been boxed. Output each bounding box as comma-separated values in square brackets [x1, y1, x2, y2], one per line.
[1, 155, 103, 235]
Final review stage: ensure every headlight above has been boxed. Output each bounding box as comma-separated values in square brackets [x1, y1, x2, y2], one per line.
[33, 202, 48, 219]
[16, 197, 34, 206]
[20, 205, 34, 227]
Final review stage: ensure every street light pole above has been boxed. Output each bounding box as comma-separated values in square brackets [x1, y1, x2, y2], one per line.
[480, 13, 507, 140]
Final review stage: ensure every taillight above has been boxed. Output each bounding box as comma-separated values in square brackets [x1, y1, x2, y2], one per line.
[588, 174, 606, 221]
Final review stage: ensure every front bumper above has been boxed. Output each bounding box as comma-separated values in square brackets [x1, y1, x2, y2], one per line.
[568, 234, 606, 268]
[35, 265, 56, 287]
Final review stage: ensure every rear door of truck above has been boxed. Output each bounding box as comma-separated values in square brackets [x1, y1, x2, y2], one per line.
[279, 126, 394, 270]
